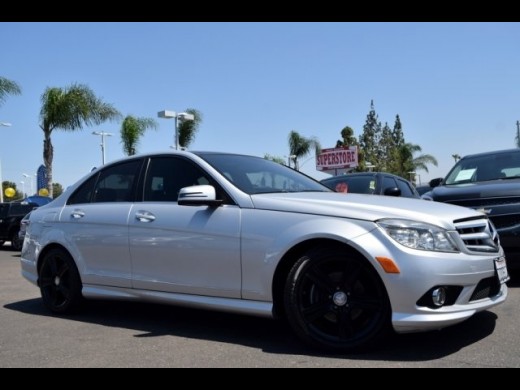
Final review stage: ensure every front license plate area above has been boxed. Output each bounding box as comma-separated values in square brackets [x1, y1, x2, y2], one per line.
[495, 257, 510, 284]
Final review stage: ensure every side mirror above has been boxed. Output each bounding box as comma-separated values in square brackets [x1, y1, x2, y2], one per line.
[429, 178, 443, 188]
[384, 187, 402, 197]
[178, 185, 223, 207]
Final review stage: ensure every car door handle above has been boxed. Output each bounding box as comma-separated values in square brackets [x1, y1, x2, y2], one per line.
[135, 211, 156, 223]
[71, 210, 85, 219]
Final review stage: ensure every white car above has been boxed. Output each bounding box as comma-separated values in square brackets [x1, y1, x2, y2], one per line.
[21, 151, 509, 352]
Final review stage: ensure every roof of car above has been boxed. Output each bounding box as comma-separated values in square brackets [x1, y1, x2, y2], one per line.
[461, 148, 520, 160]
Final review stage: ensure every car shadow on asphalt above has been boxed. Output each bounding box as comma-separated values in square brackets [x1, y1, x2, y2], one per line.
[4, 296, 500, 362]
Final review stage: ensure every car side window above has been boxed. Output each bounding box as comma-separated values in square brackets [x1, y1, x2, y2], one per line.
[68, 174, 99, 205]
[397, 179, 416, 198]
[143, 157, 217, 203]
[382, 177, 397, 192]
[68, 160, 142, 205]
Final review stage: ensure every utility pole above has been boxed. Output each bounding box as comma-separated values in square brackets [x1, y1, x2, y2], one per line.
[516, 121, 520, 148]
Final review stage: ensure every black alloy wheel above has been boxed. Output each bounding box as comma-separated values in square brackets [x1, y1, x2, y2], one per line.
[284, 247, 390, 352]
[39, 249, 83, 314]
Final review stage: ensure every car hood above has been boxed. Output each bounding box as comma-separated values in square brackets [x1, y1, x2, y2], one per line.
[431, 179, 520, 203]
[250, 192, 480, 230]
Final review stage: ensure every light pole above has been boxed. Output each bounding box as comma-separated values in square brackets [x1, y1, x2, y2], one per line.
[20, 181, 25, 198]
[22, 173, 34, 196]
[92, 131, 113, 165]
[157, 111, 195, 150]
[0, 122, 12, 203]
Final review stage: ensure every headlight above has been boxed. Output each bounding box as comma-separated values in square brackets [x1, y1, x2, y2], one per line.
[377, 219, 459, 253]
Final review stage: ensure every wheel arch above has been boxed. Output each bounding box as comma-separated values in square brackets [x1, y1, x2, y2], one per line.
[271, 238, 384, 319]
[36, 243, 77, 277]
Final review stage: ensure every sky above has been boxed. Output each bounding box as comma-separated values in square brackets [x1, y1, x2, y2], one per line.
[1, 22, 519, 191]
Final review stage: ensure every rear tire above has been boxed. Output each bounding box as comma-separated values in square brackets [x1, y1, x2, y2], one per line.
[39, 249, 83, 314]
[284, 247, 390, 353]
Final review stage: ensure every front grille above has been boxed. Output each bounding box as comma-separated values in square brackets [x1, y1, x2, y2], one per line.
[454, 217, 500, 253]
[470, 277, 500, 301]
[447, 197, 520, 208]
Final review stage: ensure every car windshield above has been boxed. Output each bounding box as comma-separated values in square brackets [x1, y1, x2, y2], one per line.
[197, 153, 331, 195]
[445, 152, 520, 185]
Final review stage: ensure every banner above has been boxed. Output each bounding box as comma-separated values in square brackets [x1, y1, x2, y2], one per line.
[316, 146, 358, 172]
[37, 165, 48, 191]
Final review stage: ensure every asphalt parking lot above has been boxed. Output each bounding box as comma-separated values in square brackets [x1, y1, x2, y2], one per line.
[1, 247, 519, 368]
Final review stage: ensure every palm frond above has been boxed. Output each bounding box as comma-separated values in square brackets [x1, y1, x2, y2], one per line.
[0, 76, 22, 106]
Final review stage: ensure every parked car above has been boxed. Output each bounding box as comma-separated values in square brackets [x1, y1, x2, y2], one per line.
[17, 212, 32, 248]
[416, 178, 444, 200]
[429, 149, 520, 269]
[21, 151, 508, 352]
[0, 202, 37, 251]
[321, 172, 420, 198]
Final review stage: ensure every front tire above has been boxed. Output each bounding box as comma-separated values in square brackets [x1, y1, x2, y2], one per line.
[284, 247, 390, 353]
[10, 231, 23, 251]
[39, 249, 83, 314]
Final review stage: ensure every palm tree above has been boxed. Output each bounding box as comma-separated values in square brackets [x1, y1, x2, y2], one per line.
[411, 144, 438, 173]
[120, 115, 158, 156]
[0, 76, 22, 107]
[391, 143, 438, 178]
[288, 130, 321, 170]
[178, 108, 203, 149]
[40, 83, 121, 197]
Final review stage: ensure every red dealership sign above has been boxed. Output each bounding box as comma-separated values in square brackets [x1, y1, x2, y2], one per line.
[316, 146, 359, 172]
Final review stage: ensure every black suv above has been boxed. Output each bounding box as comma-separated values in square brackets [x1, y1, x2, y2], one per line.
[0, 202, 36, 251]
[429, 149, 520, 269]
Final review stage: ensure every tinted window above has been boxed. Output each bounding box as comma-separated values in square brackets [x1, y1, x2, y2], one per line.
[382, 176, 397, 192]
[323, 175, 377, 194]
[68, 160, 142, 205]
[143, 157, 215, 202]
[397, 179, 416, 198]
[68, 175, 99, 205]
[0, 204, 8, 218]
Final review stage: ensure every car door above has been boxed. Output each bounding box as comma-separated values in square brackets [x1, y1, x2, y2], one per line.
[59, 159, 143, 288]
[129, 156, 242, 298]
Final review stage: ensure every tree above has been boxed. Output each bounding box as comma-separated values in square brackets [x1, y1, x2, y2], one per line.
[264, 154, 286, 165]
[52, 183, 64, 199]
[392, 115, 405, 147]
[358, 100, 382, 171]
[379, 122, 394, 171]
[178, 108, 203, 149]
[0, 76, 21, 107]
[39, 83, 121, 197]
[120, 115, 158, 156]
[288, 130, 321, 170]
[336, 126, 357, 148]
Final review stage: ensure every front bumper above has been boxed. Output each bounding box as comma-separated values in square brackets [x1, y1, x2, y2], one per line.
[350, 228, 508, 334]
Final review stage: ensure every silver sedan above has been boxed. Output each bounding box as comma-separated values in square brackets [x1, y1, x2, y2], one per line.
[21, 152, 509, 352]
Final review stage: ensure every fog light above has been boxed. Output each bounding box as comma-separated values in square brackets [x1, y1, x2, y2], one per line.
[432, 287, 447, 307]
